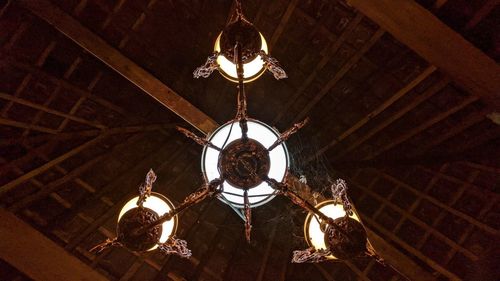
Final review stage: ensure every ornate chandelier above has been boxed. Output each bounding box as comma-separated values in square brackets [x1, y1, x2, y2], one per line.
[91, 1, 378, 265]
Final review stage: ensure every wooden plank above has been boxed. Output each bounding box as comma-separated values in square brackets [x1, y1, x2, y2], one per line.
[0, 209, 109, 281]
[338, 78, 450, 159]
[365, 95, 478, 160]
[0, 92, 106, 129]
[268, 0, 298, 49]
[464, 0, 499, 31]
[272, 13, 364, 125]
[347, 0, 500, 110]
[364, 228, 437, 281]
[0, 117, 58, 134]
[293, 28, 385, 123]
[0, 136, 103, 196]
[19, 0, 218, 134]
[314, 65, 437, 158]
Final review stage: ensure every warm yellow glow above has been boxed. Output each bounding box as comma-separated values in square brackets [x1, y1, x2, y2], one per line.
[304, 200, 359, 260]
[118, 193, 177, 251]
[214, 32, 268, 83]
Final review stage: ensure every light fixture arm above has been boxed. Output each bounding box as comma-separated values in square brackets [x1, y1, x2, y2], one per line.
[264, 177, 349, 237]
[268, 118, 309, 151]
[133, 178, 224, 236]
[176, 126, 222, 151]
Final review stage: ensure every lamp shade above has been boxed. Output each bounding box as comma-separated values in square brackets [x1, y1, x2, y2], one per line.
[118, 192, 177, 251]
[214, 32, 268, 83]
[201, 119, 289, 208]
[303, 200, 360, 260]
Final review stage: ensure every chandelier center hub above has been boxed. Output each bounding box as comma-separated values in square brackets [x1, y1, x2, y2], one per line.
[218, 138, 270, 189]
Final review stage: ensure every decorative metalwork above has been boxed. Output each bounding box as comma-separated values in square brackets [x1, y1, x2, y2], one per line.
[244, 189, 252, 242]
[117, 207, 162, 252]
[324, 216, 367, 260]
[331, 178, 353, 216]
[158, 237, 192, 258]
[259, 50, 288, 80]
[268, 118, 309, 151]
[137, 169, 157, 207]
[193, 51, 219, 78]
[89, 237, 121, 254]
[90, 0, 379, 266]
[176, 126, 221, 151]
[292, 247, 331, 263]
[218, 138, 270, 189]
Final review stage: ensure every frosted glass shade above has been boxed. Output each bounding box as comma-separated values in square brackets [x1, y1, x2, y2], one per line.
[201, 119, 289, 208]
[214, 33, 268, 83]
[303, 200, 360, 260]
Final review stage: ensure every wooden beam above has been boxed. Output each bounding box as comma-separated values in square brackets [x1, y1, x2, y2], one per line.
[464, 0, 498, 31]
[293, 28, 385, 123]
[0, 209, 109, 281]
[336, 77, 447, 159]
[268, 0, 298, 49]
[347, 0, 500, 110]
[0, 117, 58, 134]
[363, 228, 437, 281]
[0, 136, 103, 196]
[314, 65, 437, 158]
[0, 123, 174, 147]
[0, 92, 106, 129]
[347, 176, 479, 261]
[18, 0, 218, 134]
[379, 170, 499, 235]
[272, 13, 364, 125]
[365, 95, 478, 160]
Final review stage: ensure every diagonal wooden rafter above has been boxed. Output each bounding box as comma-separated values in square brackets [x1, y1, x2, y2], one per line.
[18, 0, 218, 134]
[336, 77, 450, 160]
[272, 12, 364, 125]
[312, 65, 437, 160]
[0, 92, 107, 129]
[0, 209, 109, 281]
[293, 28, 385, 123]
[17, 0, 438, 279]
[347, 0, 500, 110]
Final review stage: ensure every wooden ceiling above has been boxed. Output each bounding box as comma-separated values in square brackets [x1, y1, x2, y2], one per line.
[0, 0, 499, 280]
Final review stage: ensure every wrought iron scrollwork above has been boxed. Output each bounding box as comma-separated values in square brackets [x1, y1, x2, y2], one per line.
[89, 237, 121, 254]
[193, 51, 220, 78]
[292, 247, 331, 263]
[259, 50, 287, 80]
[158, 237, 192, 258]
[331, 179, 353, 216]
[137, 169, 157, 207]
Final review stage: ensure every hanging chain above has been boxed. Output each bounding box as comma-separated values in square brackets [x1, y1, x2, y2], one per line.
[193, 51, 220, 79]
[259, 50, 287, 80]
[176, 126, 221, 151]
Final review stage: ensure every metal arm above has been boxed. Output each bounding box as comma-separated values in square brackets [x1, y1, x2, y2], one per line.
[177, 126, 221, 151]
[264, 177, 348, 237]
[268, 118, 309, 151]
[133, 178, 224, 236]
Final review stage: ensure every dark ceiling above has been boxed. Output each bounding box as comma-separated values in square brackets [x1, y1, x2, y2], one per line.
[0, 0, 499, 281]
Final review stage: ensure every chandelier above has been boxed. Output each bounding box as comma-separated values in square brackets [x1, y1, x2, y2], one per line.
[91, 1, 378, 264]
